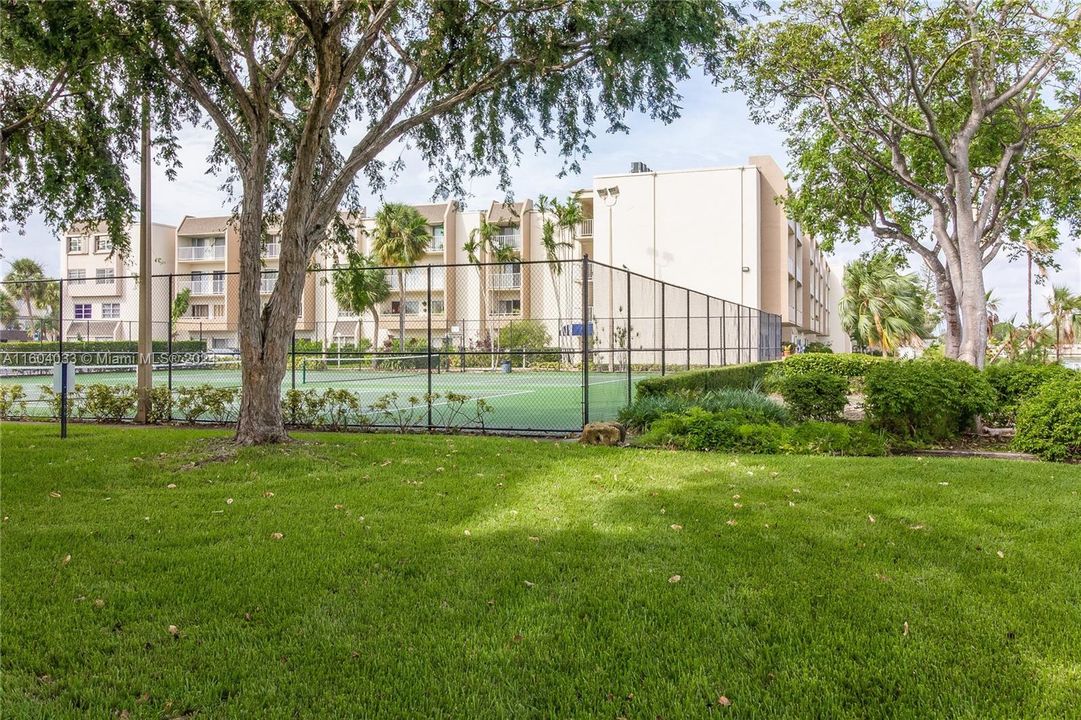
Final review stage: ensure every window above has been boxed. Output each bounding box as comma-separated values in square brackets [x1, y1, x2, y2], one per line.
[94, 235, 112, 253]
[74, 304, 91, 319]
[96, 268, 115, 284]
[101, 303, 120, 319]
[211, 338, 231, 350]
[429, 299, 445, 314]
[390, 299, 422, 314]
[493, 299, 521, 316]
[68, 269, 86, 285]
[430, 224, 445, 251]
[190, 304, 209, 318]
[213, 304, 225, 318]
[67, 236, 84, 253]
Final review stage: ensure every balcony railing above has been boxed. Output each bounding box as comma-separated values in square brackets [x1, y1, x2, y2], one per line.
[69, 279, 118, 296]
[179, 278, 225, 295]
[262, 242, 281, 259]
[178, 244, 226, 261]
[490, 272, 521, 290]
[577, 218, 593, 236]
[260, 276, 277, 294]
[493, 233, 520, 251]
[427, 238, 445, 252]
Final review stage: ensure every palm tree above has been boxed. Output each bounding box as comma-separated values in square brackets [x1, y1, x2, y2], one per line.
[0, 290, 18, 329]
[4, 258, 46, 330]
[466, 214, 502, 342]
[332, 251, 392, 348]
[35, 281, 61, 340]
[537, 194, 578, 355]
[839, 252, 929, 355]
[1020, 221, 1056, 324]
[1046, 285, 1081, 362]
[369, 203, 431, 351]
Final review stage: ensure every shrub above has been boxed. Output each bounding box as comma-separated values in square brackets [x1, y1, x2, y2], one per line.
[636, 362, 776, 398]
[81, 384, 137, 422]
[40, 385, 86, 419]
[321, 389, 364, 429]
[804, 342, 833, 353]
[147, 387, 173, 424]
[864, 359, 995, 443]
[983, 362, 1075, 426]
[285, 389, 327, 427]
[0, 385, 28, 419]
[498, 319, 551, 350]
[768, 353, 884, 384]
[1013, 375, 1081, 461]
[772, 369, 848, 421]
[619, 388, 788, 431]
[635, 407, 787, 453]
[176, 385, 239, 423]
[784, 422, 887, 456]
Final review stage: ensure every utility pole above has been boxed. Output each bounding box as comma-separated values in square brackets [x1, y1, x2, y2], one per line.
[135, 94, 153, 422]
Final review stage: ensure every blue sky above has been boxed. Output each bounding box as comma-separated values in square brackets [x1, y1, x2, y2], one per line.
[1, 73, 1076, 321]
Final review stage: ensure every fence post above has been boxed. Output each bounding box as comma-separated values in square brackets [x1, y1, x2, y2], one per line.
[625, 268, 632, 408]
[737, 307, 743, 364]
[686, 291, 691, 371]
[167, 274, 174, 419]
[660, 281, 666, 376]
[58, 278, 66, 438]
[426, 264, 433, 430]
[706, 298, 711, 368]
[581, 255, 590, 428]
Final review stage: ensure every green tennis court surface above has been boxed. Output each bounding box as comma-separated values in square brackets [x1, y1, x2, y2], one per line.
[2, 362, 648, 432]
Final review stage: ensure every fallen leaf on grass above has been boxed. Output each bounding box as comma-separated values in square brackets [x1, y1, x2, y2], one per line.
[226, 498, 234, 505]
[717, 695, 732, 707]
[908, 524, 925, 531]
[902, 621, 909, 636]
[166, 483, 177, 489]
[334, 504, 345, 510]
[263, 491, 275, 498]
[168, 625, 180, 637]
[380, 460, 392, 467]
[670, 524, 683, 531]
[463, 529, 471, 536]
[868, 515, 876, 524]
[788, 501, 796, 507]
[61, 554, 71, 566]
[270, 532, 284, 540]
[726, 519, 737, 526]
[792, 488, 800, 494]
[524, 580, 535, 588]
[668, 574, 682, 583]
[997, 550, 1005, 558]
[49, 491, 61, 498]
[733, 502, 743, 509]
[93, 598, 105, 608]
[528, 536, 540, 542]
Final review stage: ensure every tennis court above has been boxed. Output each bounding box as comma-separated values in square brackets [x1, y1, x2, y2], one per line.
[1, 357, 645, 432]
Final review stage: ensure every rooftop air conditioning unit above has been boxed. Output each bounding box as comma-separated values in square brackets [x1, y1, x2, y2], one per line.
[630, 161, 652, 174]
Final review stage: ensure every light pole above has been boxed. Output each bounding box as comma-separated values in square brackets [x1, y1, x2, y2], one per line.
[598, 186, 619, 371]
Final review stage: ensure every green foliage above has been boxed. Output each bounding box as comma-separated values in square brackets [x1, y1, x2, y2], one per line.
[81, 384, 136, 422]
[772, 369, 848, 421]
[840, 252, 936, 353]
[619, 388, 789, 431]
[171, 288, 191, 330]
[804, 342, 833, 353]
[175, 385, 239, 424]
[284, 389, 327, 427]
[1013, 375, 1081, 462]
[331, 250, 392, 331]
[767, 353, 885, 386]
[636, 362, 777, 398]
[983, 362, 1075, 426]
[634, 409, 884, 457]
[864, 359, 995, 443]
[498, 319, 551, 350]
[0, 385, 28, 419]
[147, 386, 172, 425]
[784, 422, 887, 457]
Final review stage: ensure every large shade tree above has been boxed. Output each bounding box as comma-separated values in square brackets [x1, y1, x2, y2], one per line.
[128, 0, 742, 443]
[1, 0, 183, 250]
[727, 0, 1081, 367]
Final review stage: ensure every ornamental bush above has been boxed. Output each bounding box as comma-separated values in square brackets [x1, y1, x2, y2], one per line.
[618, 388, 789, 431]
[81, 384, 137, 422]
[1013, 375, 1081, 462]
[784, 421, 887, 456]
[864, 359, 995, 443]
[982, 362, 1075, 426]
[771, 369, 849, 421]
[636, 362, 776, 397]
[767, 352, 885, 384]
[0, 386, 28, 419]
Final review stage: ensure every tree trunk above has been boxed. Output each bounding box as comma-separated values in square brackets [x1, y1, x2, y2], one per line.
[1026, 252, 1033, 325]
[955, 226, 988, 368]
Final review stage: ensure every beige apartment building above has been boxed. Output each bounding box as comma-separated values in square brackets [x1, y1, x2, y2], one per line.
[58, 155, 848, 354]
[60, 221, 175, 341]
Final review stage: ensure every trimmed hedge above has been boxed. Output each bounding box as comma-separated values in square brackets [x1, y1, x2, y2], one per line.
[768, 352, 885, 382]
[636, 362, 776, 397]
[1013, 374, 1081, 462]
[772, 369, 849, 421]
[983, 362, 1075, 426]
[864, 359, 995, 443]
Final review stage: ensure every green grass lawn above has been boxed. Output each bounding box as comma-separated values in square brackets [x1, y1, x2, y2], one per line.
[2, 423, 1079, 719]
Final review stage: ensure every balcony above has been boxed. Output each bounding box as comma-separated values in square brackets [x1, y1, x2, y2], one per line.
[68, 279, 119, 296]
[178, 278, 225, 296]
[260, 276, 276, 294]
[262, 242, 281, 259]
[577, 218, 593, 237]
[490, 272, 521, 290]
[493, 232, 521, 252]
[426, 238, 445, 253]
[393, 267, 446, 291]
[178, 244, 226, 261]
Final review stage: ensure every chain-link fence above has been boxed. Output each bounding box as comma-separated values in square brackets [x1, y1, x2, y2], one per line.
[1, 259, 780, 433]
